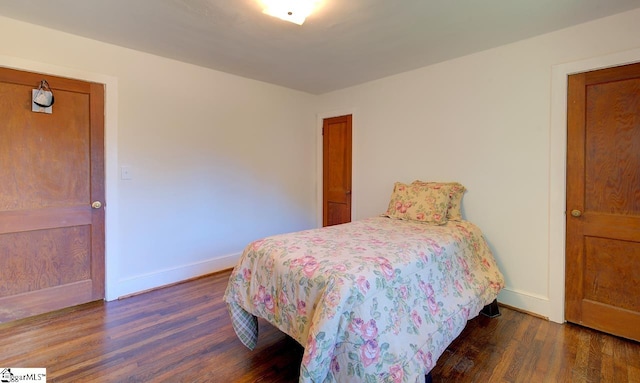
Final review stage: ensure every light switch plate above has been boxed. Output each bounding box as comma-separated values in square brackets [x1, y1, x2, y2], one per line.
[121, 166, 133, 180]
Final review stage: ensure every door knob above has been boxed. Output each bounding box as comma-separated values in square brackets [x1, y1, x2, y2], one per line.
[570, 209, 582, 217]
[91, 201, 103, 209]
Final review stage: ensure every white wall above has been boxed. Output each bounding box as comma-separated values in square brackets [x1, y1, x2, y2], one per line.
[0, 16, 318, 300]
[314, 8, 640, 322]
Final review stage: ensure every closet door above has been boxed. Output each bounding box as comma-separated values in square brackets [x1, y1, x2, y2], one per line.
[565, 62, 640, 341]
[0, 67, 105, 323]
[323, 115, 352, 227]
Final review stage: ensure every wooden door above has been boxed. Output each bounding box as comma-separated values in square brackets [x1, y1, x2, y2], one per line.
[0, 67, 105, 323]
[565, 62, 640, 341]
[322, 115, 352, 227]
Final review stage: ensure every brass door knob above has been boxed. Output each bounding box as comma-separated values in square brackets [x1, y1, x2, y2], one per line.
[91, 201, 103, 209]
[570, 209, 582, 217]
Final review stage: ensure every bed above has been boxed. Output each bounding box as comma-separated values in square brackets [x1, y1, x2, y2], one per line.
[224, 181, 505, 382]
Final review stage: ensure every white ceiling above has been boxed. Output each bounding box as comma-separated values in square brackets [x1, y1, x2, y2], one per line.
[1, 0, 639, 94]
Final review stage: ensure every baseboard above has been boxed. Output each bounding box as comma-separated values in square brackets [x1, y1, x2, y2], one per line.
[106, 252, 241, 301]
[497, 302, 549, 321]
[116, 268, 235, 300]
[497, 288, 552, 321]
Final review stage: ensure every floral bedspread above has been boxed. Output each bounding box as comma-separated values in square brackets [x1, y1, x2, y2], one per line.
[223, 216, 504, 383]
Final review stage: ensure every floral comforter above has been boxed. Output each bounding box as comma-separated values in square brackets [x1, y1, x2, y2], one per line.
[223, 216, 504, 383]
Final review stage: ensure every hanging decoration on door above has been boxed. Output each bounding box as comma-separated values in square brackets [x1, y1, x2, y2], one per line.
[32, 80, 55, 114]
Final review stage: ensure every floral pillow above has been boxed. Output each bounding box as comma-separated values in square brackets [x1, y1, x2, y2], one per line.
[385, 182, 452, 225]
[412, 181, 466, 221]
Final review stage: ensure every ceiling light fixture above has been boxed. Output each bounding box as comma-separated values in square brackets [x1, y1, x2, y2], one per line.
[260, 0, 320, 25]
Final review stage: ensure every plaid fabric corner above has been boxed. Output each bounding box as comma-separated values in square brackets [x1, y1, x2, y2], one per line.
[227, 302, 258, 350]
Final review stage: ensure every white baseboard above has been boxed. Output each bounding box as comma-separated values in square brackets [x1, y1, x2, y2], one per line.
[497, 288, 554, 321]
[106, 252, 241, 301]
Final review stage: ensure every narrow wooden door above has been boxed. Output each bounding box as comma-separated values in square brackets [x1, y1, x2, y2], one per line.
[0, 67, 105, 323]
[565, 62, 640, 341]
[323, 115, 352, 227]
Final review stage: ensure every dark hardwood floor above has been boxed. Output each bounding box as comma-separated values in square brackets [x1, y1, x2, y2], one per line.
[0, 270, 638, 382]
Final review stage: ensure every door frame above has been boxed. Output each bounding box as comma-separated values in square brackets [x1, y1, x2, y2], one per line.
[316, 109, 357, 228]
[548, 47, 640, 323]
[0, 55, 120, 301]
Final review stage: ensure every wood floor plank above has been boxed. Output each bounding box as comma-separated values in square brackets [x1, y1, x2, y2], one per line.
[514, 322, 544, 382]
[572, 330, 591, 381]
[0, 270, 638, 382]
[587, 332, 603, 383]
[529, 320, 556, 381]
